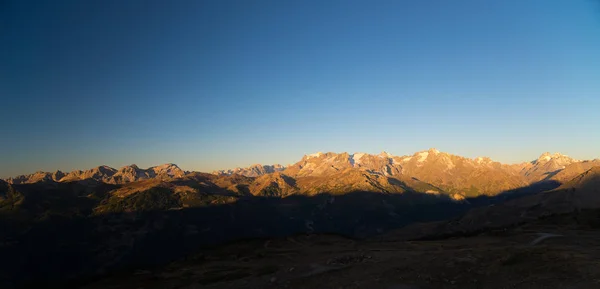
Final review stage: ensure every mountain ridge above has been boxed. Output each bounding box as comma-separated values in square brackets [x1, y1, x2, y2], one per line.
[4, 150, 598, 198]
[5, 163, 185, 185]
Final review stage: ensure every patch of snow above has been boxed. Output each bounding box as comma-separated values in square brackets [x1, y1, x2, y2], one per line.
[475, 157, 491, 164]
[354, 153, 365, 161]
[349, 153, 366, 167]
[401, 157, 412, 162]
[303, 163, 316, 169]
[417, 152, 429, 162]
[306, 152, 323, 159]
[475, 157, 495, 165]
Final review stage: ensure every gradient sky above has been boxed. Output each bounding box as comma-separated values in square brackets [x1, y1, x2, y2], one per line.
[1, 0, 600, 178]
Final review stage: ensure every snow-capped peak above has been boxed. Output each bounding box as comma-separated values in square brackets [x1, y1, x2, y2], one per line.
[349, 153, 366, 166]
[474, 157, 492, 164]
[305, 152, 324, 159]
[417, 151, 429, 162]
[533, 152, 578, 166]
[379, 151, 392, 158]
[413, 148, 441, 163]
[536, 152, 572, 162]
[352, 153, 366, 160]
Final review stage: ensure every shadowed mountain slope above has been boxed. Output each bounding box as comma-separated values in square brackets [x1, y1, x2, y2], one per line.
[386, 166, 600, 241]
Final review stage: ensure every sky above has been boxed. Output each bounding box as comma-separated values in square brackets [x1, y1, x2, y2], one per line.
[1, 0, 600, 177]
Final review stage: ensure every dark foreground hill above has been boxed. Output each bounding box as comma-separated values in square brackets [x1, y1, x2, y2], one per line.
[82, 209, 600, 289]
[0, 179, 555, 289]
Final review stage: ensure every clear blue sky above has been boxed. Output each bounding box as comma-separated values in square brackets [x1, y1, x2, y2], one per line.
[1, 0, 600, 177]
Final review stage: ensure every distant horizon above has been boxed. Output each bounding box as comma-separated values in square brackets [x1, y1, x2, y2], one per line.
[2, 1, 599, 179]
[3, 148, 598, 179]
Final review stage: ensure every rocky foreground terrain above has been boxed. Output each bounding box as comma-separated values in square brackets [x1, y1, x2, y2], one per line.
[82, 210, 600, 289]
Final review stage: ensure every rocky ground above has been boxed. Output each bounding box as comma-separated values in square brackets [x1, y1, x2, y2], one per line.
[83, 210, 600, 289]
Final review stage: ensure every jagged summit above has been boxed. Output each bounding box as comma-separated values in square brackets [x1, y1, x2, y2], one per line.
[474, 156, 493, 164]
[4, 149, 594, 194]
[428, 148, 441, 154]
[304, 152, 325, 159]
[5, 163, 185, 185]
[213, 164, 285, 177]
[514, 152, 579, 182]
[149, 163, 186, 178]
[534, 152, 575, 164]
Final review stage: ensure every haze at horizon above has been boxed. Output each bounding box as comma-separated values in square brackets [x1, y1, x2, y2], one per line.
[1, 0, 600, 178]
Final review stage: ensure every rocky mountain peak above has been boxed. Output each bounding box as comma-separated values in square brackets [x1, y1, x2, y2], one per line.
[428, 148, 440, 154]
[413, 150, 433, 163]
[250, 172, 297, 197]
[304, 152, 325, 159]
[127, 164, 140, 170]
[474, 156, 493, 164]
[151, 163, 180, 170]
[379, 151, 393, 158]
[403, 148, 441, 160]
[52, 170, 65, 181]
[534, 152, 574, 164]
[96, 165, 117, 173]
[213, 163, 285, 177]
[519, 152, 580, 182]
[150, 163, 186, 178]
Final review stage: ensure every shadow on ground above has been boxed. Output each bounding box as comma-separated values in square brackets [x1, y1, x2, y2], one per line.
[0, 180, 561, 289]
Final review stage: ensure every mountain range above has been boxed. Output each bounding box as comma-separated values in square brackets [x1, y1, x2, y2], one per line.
[212, 149, 599, 197]
[5, 163, 186, 185]
[6, 149, 598, 199]
[2, 148, 600, 288]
